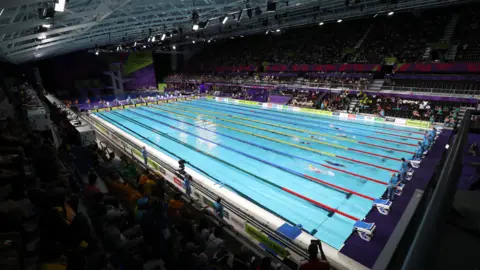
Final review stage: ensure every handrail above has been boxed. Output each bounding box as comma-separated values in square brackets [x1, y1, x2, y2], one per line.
[401, 109, 473, 269]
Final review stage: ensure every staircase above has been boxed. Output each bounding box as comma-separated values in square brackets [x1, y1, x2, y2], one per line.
[341, 25, 373, 62]
[441, 13, 460, 43]
[422, 46, 432, 61]
[355, 24, 374, 49]
[368, 79, 384, 91]
[348, 97, 358, 113]
[445, 44, 458, 61]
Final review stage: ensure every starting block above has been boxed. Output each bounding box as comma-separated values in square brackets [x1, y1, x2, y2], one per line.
[373, 198, 392, 215]
[354, 220, 376, 242]
[395, 183, 405, 196]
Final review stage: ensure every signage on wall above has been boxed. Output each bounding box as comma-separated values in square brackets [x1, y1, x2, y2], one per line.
[386, 117, 395, 122]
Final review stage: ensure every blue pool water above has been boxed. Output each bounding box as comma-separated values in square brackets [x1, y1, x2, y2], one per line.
[96, 98, 425, 249]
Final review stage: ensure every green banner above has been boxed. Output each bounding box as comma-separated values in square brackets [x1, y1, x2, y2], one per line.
[300, 107, 332, 116]
[158, 83, 167, 94]
[374, 117, 385, 122]
[406, 119, 430, 128]
[123, 51, 153, 76]
[245, 223, 289, 258]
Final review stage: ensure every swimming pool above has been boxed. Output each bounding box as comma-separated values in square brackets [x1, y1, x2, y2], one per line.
[96, 98, 426, 249]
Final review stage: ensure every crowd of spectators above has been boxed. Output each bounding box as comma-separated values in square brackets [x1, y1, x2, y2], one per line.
[382, 76, 480, 94]
[187, 19, 369, 70]
[353, 91, 461, 123]
[352, 10, 450, 63]
[452, 3, 480, 62]
[182, 7, 470, 70]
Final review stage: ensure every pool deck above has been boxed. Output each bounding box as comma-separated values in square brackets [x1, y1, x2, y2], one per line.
[340, 129, 452, 268]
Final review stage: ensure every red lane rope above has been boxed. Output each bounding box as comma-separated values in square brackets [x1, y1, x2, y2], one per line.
[366, 136, 418, 147]
[358, 142, 415, 154]
[376, 131, 422, 140]
[383, 127, 425, 135]
[348, 148, 401, 161]
[302, 174, 375, 201]
[321, 164, 387, 185]
[282, 187, 360, 221]
[337, 156, 397, 172]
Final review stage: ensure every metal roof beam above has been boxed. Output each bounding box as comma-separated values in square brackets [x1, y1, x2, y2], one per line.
[1, 2, 238, 46]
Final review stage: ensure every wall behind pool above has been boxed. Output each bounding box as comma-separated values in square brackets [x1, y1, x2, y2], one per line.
[205, 96, 431, 129]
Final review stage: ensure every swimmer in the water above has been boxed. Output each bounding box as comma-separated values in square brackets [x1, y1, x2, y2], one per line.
[308, 165, 335, 176]
[301, 141, 310, 145]
[325, 161, 345, 167]
[337, 134, 347, 138]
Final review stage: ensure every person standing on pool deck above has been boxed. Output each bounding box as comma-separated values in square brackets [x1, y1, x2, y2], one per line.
[387, 173, 399, 201]
[183, 174, 192, 197]
[400, 158, 409, 182]
[414, 141, 425, 160]
[428, 127, 437, 141]
[423, 132, 432, 149]
[141, 146, 148, 166]
[213, 198, 224, 219]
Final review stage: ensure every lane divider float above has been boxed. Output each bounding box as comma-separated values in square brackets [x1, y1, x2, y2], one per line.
[122, 109, 378, 200]
[201, 98, 426, 135]
[151, 105, 411, 159]
[139, 106, 388, 185]
[198, 99, 423, 140]
[172, 101, 419, 147]
[105, 111, 365, 221]
[153, 105, 397, 172]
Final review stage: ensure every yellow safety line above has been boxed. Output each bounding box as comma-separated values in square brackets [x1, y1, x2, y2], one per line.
[169, 101, 358, 143]
[151, 104, 348, 150]
[148, 105, 337, 157]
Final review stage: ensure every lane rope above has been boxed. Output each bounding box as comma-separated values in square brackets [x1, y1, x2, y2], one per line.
[201, 98, 426, 135]
[151, 104, 410, 159]
[140, 106, 387, 185]
[198, 99, 423, 140]
[172, 101, 419, 147]
[105, 111, 362, 221]
[124, 108, 377, 200]
[155, 105, 397, 172]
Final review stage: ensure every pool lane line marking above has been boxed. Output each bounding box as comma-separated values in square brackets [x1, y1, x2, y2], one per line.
[174, 101, 419, 147]
[201, 98, 426, 135]
[123, 109, 378, 201]
[140, 106, 388, 185]
[199, 99, 424, 139]
[148, 105, 396, 173]
[170, 104, 416, 154]
[105, 112, 362, 221]
[149, 105, 406, 162]
[96, 113, 301, 226]
[167, 103, 418, 149]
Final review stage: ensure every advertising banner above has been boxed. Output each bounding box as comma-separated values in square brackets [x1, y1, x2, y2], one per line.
[406, 119, 430, 128]
[364, 116, 374, 121]
[395, 118, 407, 125]
[356, 115, 364, 120]
[111, 106, 122, 111]
[348, 114, 356, 119]
[123, 104, 135, 109]
[374, 117, 385, 123]
[245, 223, 290, 258]
[339, 113, 349, 119]
[386, 117, 396, 122]
[332, 112, 340, 116]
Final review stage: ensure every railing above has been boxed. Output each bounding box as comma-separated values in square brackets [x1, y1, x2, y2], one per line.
[380, 85, 479, 97]
[400, 110, 473, 269]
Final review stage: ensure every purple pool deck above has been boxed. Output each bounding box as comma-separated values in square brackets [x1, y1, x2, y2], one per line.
[340, 129, 452, 268]
[457, 133, 480, 190]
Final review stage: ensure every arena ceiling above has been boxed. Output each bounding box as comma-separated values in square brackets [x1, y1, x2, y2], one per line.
[0, 0, 462, 64]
